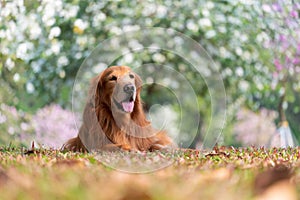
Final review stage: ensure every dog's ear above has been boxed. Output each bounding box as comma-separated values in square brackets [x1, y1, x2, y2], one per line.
[133, 72, 144, 108]
[89, 73, 103, 107]
[134, 72, 143, 89]
[131, 72, 149, 125]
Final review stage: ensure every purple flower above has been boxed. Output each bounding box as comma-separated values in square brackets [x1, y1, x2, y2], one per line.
[296, 3, 300, 9]
[32, 104, 79, 148]
[279, 34, 286, 42]
[290, 10, 298, 18]
[274, 59, 283, 71]
[272, 2, 283, 12]
[297, 43, 300, 55]
[278, 34, 290, 50]
[234, 108, 277, 146]
[285, 55, 292, 64]
[292, 57, 300, 65]
[272, 72, 278, 78]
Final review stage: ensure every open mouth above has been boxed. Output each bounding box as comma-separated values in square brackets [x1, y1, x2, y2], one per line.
[113, 95, 135, 113]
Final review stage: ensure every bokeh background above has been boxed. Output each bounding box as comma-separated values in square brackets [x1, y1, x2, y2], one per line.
[0, 0, 299, 148]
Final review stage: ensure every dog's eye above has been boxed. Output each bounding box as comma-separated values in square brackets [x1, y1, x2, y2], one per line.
[109, 76, 117, 81]
[129, 74, 134, 79]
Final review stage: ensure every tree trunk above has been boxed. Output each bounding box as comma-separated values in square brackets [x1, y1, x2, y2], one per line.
[278, 93, 286, 122]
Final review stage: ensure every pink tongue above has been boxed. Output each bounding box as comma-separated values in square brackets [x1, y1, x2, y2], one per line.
[122, 102, 134, 113]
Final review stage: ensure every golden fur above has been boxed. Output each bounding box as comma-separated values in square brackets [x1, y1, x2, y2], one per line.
[62, 66, 174, 152]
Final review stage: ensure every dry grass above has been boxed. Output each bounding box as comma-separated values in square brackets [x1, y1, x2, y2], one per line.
[0, 146, 299, 200]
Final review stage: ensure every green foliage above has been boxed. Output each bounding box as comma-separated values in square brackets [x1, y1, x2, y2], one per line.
[1, 0, 299, 144]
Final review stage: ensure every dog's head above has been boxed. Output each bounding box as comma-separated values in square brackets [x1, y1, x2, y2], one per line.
[95, 66, 142, 114]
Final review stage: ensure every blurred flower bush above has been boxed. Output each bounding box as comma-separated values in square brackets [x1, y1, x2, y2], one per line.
[32, 104, 78, 148]
[1, 0, 300, 146]
[233, 108, 278, 147]
[0, 104, 34, 146]
[0, 104, 78, 148]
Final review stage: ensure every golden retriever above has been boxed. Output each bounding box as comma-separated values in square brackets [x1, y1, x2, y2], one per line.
[62, 66, 175, 152]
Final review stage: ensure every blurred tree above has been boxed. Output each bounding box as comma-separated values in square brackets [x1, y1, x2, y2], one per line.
[1, 0, 299, 146]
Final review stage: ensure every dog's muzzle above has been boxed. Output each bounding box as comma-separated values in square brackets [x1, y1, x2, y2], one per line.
[113, 84, 136, 113]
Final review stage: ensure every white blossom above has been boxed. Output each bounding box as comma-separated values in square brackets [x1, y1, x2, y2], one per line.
[205, 1, 215, 9]
[0, 112, 6, 124]
[235, 47, 243, 56]
[57, 56, 69, 67]
[202, 9, 210, 17]
[262, 4, 272, 13]
[13, 73, 20, 82]
[256, 32, 268, 43]
[74, 19, 88, 31]
[205, 30, 216, 38]
[31, 61, 41, 73]
[16, 42, 34, 60]
[228, 16, 241, 25]
[219, 46, 231, 58]
[142, 3, 156, 16]
[5, 58, 15, 70]
[21, 122, 29, 131]
[50, 41, 61, 55]
[186, 20, 198, 31]
[218, 26, 227, 33]
[64, 5, 79, 19]
[1, 2, 19, 17]
[92, 12, 106, 27]
[59, 70, 66, 78]
[76, 36, 88, 47]
[1, 46, 9, 55]
[74, 52, 83, 59]
[26, 82, 35, 93]
[239, 80, 249, 92]
[6, 21, 17, 41]
[215, 14, 226, 23]
[156, 5, 168, 18]
[240, 34, 248, 42]
[42, 3, 56, 27]
[124, 54, 134, 63]
[235, 67, 244, 76]
[128, 39, 143, 50]
[198, 18, 212, 28]
[153, 53, 166, 62]
[92, 63, 107, 74]
[110, 26, 122, 35]
[8, 127, 15, 135]
[243, 51, 251, 61]
[49, 27, 61, 39]
[29, 21, 42, 40]
[223, 68, 233, 77]
[123, 25, 140, 32]
[0, 30, 5, 38]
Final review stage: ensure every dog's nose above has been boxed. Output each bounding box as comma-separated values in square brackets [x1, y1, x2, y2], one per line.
[124, 84, 135, 94]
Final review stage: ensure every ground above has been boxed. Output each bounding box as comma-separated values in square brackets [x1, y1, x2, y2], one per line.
[0, 146, 299, 200]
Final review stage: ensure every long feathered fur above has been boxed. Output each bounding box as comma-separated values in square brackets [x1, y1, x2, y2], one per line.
[62, 66, 174, 152]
